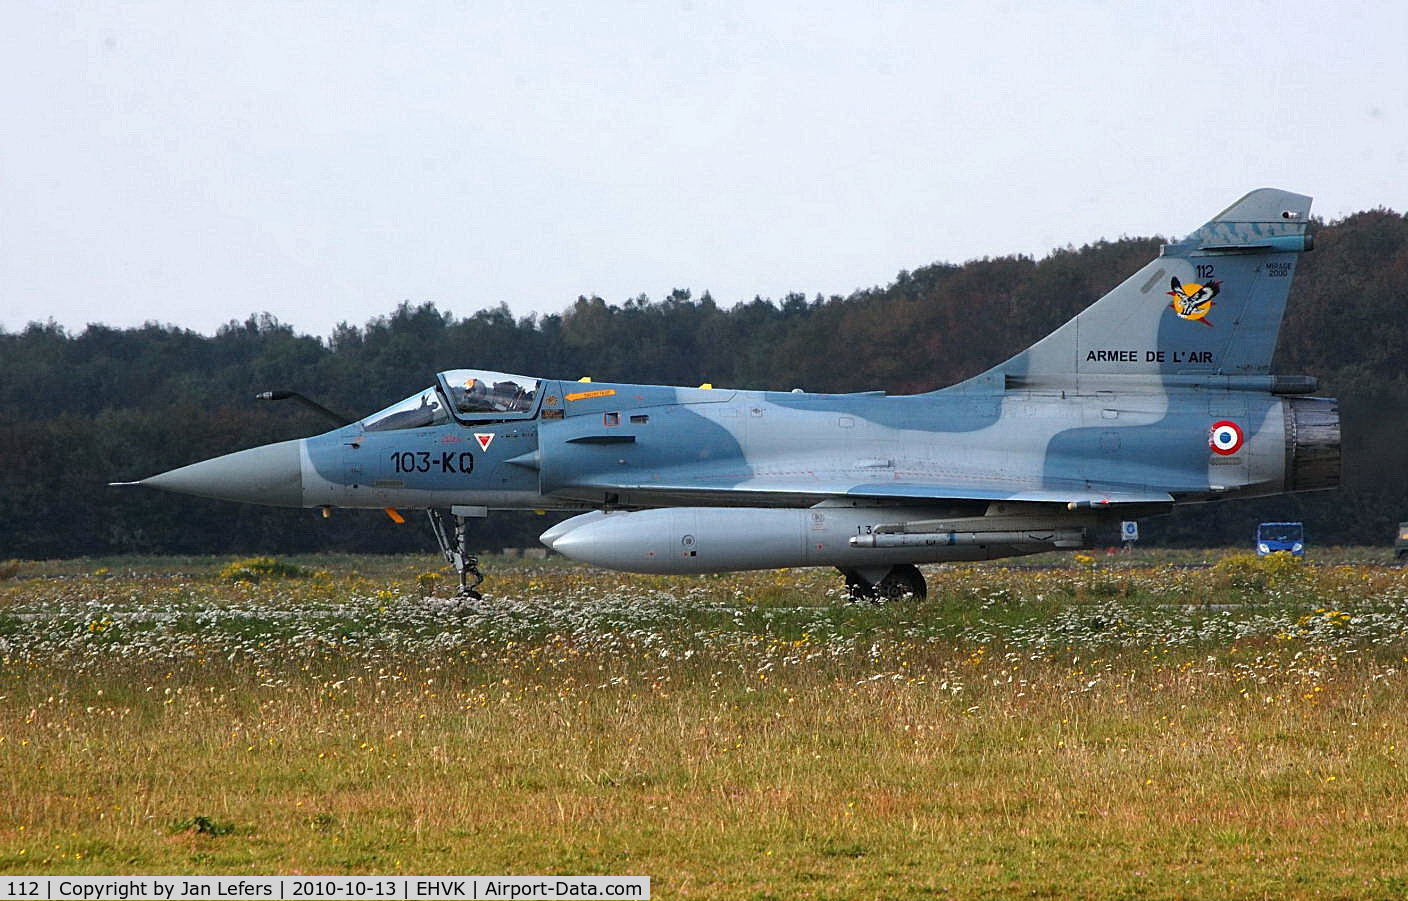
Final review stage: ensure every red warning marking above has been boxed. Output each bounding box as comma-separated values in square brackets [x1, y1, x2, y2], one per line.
[474, 433, 494, 451]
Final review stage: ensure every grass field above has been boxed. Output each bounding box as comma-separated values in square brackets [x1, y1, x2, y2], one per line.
[3, 551, 1408, 898]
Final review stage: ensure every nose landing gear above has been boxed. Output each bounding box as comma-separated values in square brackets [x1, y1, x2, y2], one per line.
[427, 506, 488, 598]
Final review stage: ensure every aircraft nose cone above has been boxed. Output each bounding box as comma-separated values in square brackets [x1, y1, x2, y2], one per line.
[142, 439, 305, 507]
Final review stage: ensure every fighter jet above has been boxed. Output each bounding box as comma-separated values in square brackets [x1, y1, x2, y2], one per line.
[115, 189, 1340, 599]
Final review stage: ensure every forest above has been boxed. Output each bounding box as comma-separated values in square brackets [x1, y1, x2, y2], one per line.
[3, 208, 1406, 557]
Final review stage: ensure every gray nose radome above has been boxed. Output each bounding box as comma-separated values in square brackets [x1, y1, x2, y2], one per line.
[141, 439, 305, 507]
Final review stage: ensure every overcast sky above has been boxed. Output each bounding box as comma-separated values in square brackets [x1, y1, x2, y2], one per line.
[3, 1, 1405, 337]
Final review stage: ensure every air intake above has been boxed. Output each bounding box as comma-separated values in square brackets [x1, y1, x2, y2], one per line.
[1283, 397, 1341, 493]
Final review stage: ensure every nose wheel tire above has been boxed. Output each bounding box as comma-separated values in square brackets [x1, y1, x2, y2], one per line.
[840, 564, 927, 602]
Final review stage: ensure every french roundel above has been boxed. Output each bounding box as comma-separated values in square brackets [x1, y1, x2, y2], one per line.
[1209, 420, 1244, 455]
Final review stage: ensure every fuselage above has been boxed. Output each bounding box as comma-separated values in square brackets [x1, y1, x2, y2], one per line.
[156, 372, 1332, 515]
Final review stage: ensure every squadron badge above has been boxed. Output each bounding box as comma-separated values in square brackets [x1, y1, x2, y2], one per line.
[1167, 276, 1220, 327]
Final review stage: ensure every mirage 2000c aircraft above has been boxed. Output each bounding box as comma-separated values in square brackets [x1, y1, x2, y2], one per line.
[116, 189, 1340, 599]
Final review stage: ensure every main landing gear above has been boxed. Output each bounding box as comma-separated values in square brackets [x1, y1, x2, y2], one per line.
[838, 564, 927, 602]
[428, 506, 487, 598]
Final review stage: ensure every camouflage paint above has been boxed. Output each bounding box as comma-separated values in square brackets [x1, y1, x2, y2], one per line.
[135, 190, 1338, 574]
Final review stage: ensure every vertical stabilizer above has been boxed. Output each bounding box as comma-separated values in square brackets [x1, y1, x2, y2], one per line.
[988, 188, 1313, 383]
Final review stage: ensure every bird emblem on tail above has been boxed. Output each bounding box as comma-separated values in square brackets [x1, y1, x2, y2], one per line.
[1167, 276, 1220, 326]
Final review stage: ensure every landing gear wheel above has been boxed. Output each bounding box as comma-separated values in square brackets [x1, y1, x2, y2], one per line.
[838, 564, 927, 603]
[876, 564, 927, 601]
[841, 569, 876, 603]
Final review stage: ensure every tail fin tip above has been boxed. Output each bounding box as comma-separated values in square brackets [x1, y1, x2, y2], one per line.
[1209, 188, 1313, 225]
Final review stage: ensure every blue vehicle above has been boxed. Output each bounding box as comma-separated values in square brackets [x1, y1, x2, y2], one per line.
[1257, 522, 1304, 557]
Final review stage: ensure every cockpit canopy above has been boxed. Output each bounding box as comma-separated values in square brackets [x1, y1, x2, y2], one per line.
[437, 369, 539, 417]
[361, 388, 449, 432]
[359, 369, 541, 432]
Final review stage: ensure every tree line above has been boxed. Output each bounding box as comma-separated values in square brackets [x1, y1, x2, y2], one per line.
[3, 209, 1406, 558]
